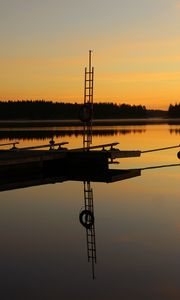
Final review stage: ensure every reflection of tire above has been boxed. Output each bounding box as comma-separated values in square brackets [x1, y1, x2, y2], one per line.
[79, 104, 93, 123]
[79, 209, 94, 229]
[177, 151, 180, 159]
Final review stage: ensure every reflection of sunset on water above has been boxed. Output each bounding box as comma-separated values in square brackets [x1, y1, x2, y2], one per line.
[0, 123, 180, 298]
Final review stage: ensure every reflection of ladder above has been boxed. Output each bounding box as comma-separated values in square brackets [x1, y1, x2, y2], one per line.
[83, 50, 94, 150]
[84, 181, 97, 279]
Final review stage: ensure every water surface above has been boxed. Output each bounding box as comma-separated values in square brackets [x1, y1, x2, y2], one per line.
[1, 124, 180, 299]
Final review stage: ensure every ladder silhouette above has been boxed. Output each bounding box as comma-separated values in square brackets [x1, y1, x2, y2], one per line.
[83, 50, 94, 150]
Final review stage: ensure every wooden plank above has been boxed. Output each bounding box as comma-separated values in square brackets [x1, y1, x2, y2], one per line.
[110, 150, 141, 159]
[15, 142, 68, 151]
[0, 150, 67, 166]
[72, 142, 119, 151]
[0, 142, 19, 147]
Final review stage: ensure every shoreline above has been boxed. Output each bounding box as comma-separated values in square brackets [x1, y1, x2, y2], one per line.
[0, 118, 180, 128]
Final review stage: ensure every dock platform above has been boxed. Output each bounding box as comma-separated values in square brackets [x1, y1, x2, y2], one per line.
[0, 142, 142, 171]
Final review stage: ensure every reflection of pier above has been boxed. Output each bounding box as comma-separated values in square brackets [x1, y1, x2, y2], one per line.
[0, 162, 141, 192]
[0, 167, 141, 192]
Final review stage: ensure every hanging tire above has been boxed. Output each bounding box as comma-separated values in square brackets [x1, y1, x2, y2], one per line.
[177, 151, 180, 159]
[79, 209, 94, 229]
[79, 104, 93, 123]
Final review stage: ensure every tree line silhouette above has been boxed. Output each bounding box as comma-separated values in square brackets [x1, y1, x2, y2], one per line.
[0, 101, 147, 120]
[168, 104, 180, 118]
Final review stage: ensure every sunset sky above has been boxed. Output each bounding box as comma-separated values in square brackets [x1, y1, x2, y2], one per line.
[1, 0, 180, 109]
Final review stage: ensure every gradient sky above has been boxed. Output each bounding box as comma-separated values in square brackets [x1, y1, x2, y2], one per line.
[1, 0, 180, 109]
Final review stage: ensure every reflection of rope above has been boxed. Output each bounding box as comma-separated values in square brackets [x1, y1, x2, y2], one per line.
[141, 144, 180, 153]
[141, 163, 180, 171]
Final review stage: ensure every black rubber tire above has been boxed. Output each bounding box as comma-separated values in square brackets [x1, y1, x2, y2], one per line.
[79, 104, 93, 123]
[79, 209, 94, 229]
[177, 151, 180, 159]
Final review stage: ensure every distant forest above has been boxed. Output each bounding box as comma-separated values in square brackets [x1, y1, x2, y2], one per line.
[0, 101, 147, 120]
[1, 100, 179, 120]
[168, 104, 180, 118]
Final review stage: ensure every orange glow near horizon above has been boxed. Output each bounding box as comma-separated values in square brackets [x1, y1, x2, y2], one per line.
[1, 1, 180, 110]
[1, 64, 180, 110]
[1, 48, 180, 110]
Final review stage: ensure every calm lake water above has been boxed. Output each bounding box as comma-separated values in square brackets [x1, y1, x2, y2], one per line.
[1, 124, 180, 300]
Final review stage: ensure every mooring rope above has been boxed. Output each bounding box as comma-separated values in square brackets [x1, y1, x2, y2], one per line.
[141, 163, 180, 171]
[141, 144, 180, 154]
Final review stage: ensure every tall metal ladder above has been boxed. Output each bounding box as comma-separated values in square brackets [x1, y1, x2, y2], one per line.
[83, 181, 97, 279]
[80, 51, 97, 279]
[83, 50, 94, 150]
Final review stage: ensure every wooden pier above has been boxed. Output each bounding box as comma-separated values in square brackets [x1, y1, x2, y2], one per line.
[0, 139, 178, 177]
[0, 141, 142, 170]
[0, 139, 143, 192]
